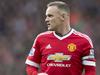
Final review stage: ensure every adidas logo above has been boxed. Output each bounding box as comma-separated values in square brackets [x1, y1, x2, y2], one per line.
[46, 44, 51, 49]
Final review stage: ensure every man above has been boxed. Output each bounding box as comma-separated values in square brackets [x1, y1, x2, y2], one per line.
[25, 1, 96, 75]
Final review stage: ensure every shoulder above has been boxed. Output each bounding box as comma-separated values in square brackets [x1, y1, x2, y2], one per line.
[33, 31, 53, 45]
[35, 31, 53, 39]
[73, 29, 93, 47]
[38, 31, 53, 37]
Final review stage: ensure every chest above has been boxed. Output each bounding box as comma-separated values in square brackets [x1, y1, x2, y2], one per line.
[40, 38, 83, 57]
[40, 37, 85, 64]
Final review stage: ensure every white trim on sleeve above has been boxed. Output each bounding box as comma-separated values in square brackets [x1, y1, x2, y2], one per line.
[82, 55, 94, 60]
[82, 60, 96, 66]
[25, 59, 40, 68]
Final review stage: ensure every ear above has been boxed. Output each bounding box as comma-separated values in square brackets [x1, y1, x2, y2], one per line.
[60, 13, 65, 21]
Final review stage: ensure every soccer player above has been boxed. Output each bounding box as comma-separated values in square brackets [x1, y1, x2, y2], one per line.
[25, 1, 96, 75]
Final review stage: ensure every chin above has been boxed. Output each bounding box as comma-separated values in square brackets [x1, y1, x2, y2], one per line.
[48, 28, 53, 31]
[48, 26, 55, 31]
[48, 27, 51, 30]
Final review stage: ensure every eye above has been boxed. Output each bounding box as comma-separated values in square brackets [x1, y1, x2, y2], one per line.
[47, 14, 53, 17]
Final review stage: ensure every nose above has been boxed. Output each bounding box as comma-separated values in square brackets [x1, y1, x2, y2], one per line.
[45, 17, 49, 22]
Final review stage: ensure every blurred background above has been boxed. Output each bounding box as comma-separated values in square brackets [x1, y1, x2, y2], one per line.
[0, 0, 99, 75]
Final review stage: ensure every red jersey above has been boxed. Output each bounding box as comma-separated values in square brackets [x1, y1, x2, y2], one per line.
[25, 29, 96, 75]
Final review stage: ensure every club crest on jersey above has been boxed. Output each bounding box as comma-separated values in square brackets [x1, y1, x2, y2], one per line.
[67, 43, 76, 52]
[47, 53, 71, 62]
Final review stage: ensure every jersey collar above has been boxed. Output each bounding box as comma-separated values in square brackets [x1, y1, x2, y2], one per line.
[53, 28, 74, 40]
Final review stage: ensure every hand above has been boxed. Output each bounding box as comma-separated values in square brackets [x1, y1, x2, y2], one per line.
[38, 73, 48, 75]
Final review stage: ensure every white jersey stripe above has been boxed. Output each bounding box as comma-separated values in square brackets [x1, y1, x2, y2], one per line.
[33, 31, 52, 47]
[73, 29, 93, 48]
[82, 60, 96, 66]
[82, 56, 95, 60]
[25, 59, 40, 68]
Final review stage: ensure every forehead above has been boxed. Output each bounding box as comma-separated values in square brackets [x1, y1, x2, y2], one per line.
[46, 6, 60, 15]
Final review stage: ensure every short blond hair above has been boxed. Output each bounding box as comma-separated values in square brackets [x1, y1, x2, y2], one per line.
[47, 1, 70, 13]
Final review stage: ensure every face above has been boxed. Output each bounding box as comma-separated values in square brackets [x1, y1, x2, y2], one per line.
[45, 6, 64, 31]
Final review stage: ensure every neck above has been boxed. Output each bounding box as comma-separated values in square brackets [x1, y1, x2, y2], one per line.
[55, 24, 71, 36]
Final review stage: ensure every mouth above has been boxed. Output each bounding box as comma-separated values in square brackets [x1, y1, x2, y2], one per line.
[48, 24, 50, 26]
[47, 23, 50, 26]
